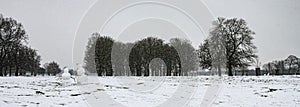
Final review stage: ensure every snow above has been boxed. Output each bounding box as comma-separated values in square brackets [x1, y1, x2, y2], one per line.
[0, 77, 85, 107]
[75, 64, 88, 85]
[0, 76, 299, 107]
[62, 68, 71, 80]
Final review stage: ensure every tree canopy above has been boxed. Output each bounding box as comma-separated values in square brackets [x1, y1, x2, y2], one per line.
[0, 14, 41, 76]
[197, 17, 258, 76]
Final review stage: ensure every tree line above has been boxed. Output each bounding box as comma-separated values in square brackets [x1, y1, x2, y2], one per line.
[0, 14, 41, 76]
[84, 33, 198, 76]
[0, 14, 72, 77]
[2, 12, 296, 77]
[262, 55, 300, 75]
[84, 17, 259, 76]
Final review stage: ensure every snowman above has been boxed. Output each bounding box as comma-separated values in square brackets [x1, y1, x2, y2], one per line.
[60, 67, 76, 86]
[76, 63, 87, 84]
[62, 67, 71, 80]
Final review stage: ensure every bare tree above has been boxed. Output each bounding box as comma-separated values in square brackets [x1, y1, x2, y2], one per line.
[207, 17, 257, 76]
[208, 17, 227, 76]
[170, 38, 198, 76]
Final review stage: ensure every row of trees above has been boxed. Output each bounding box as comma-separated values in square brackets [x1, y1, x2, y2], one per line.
[1, 13, 294, 77]
[128, 37, 181, 76]
[84, 17, 258, 76]
[0, 14, 41, 76]
[84, 33, 198, 76]
[263, 55, 300, 75]
[37, 61, 77, 76]
[0, 14, 68, 77]
[84, 17, 300, 77]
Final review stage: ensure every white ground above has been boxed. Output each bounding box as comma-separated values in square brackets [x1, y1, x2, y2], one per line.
[0, 76, 299, 107]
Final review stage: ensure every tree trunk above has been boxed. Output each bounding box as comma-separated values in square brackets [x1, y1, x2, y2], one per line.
[166, 65, 171, 76]
[15, 67, 19, 76]
[173, 69, 177, 76]
[166, 68, 171, 76]
[288, 65, 291, 75]
[234, 70, 237, 76]
[275, 69, 279, 75]
[34, 70, 37, 76]
[228, 64, 233, 76]
[31, 70, 34, 76]
[145, 65, 150, 76]
[298, 66, 300, 75]
[136, 67, 141, 76]
[97, 67, 102, 76]
[9, 66, 12, 76]
[4, 67, 7, 76]
[255, 68, 260, 76]
[107, 66, 113, 76]
[0, 67, 3, 76]
[242, 70, 245, 76]
[218, 64, 221, 76]
[178, 64, 181, 76]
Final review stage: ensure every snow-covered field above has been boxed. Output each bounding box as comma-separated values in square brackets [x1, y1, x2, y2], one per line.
[0, 76, 299, 107]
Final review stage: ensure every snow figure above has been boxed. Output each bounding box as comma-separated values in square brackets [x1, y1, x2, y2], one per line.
[59, 67, 76, 86]
[62, 68, 71, 80]
[76, 63, 87, 84]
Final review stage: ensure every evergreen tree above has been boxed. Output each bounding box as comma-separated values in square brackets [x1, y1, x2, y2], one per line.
[95, 35, 114, 76]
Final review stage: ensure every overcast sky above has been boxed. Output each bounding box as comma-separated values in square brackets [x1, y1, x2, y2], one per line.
[0, 0, 299, 68]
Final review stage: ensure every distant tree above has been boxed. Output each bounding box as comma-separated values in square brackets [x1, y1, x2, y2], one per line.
[129, 37, 166, 76]
[123, 43, 134, 76]
[0, 13, 41, 77]
[95, 35, 114, 76]
[296, 58, 300, 75]
[208, 17, 227, 76]
[37, 67, 46, 76]
[263, 60, 285, 75]
[263, 62, 275, 75]
[263, 55, 300, 75]
[169, 38, 197, 76]
[272, 60, 284, 75]
[196, 39, 212, 71]
[284, 55, 298, 75]
[164, 44, 181, 76]
[111, 41, 127, 76]
[149, 58, 166, 76]
[278, 60, 285, 75]
[22, 46, 41, 76]
[129, 37, 181, 76]
[208, 17, 257, 76]
[83, 33, 99, 74]
[44, 61, 61, 76]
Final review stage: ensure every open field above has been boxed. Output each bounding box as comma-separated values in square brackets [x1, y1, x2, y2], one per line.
[0, 76, 299, 107]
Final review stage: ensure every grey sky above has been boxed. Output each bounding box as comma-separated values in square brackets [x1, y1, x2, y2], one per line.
[0, 0, 299, 68]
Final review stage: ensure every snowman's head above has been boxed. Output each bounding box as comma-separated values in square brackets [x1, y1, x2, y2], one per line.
[64, 67, 69, 73]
